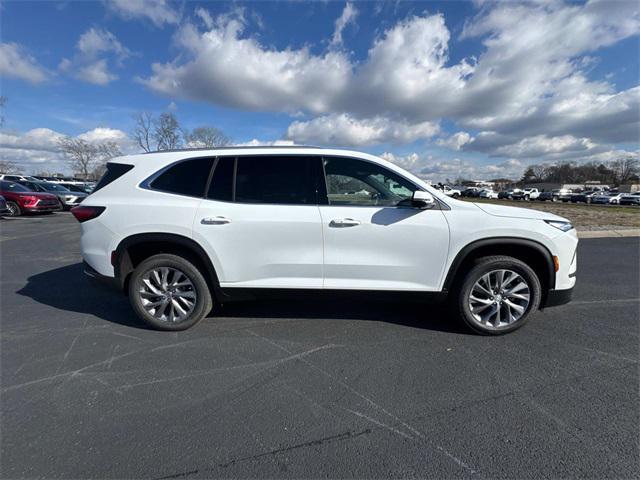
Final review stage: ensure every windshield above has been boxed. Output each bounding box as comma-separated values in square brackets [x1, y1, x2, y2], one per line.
[40, 183, 71, 192]
[0, 181, 31, 192]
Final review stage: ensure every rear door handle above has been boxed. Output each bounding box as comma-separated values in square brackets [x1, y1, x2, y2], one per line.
[329, 218, 361, 228]
[201, 216, 231, 225]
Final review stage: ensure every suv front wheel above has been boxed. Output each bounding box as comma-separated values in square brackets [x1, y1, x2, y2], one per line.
[128, 254, 213, 331]
[456, 256, 541, 335]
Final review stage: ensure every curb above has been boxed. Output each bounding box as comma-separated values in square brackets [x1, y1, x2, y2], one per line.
[577, 229, 640, 239]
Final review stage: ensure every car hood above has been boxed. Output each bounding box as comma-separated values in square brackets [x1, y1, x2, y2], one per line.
[473, 202, 568, 222]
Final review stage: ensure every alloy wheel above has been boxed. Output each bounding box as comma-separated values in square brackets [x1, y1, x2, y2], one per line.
[138, 267, 197, 323]
[6, 202, 20, 217]
[468, 269, 530, 329]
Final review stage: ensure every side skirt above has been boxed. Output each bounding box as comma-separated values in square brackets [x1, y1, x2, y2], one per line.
[218, 287, 448, 305]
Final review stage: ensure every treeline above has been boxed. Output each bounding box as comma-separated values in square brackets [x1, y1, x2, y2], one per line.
[521, 157, 639, 185]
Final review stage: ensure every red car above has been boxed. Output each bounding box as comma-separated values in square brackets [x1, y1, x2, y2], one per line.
[0, 180, 62, 216]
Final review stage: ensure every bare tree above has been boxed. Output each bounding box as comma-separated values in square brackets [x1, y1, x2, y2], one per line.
[153, 112, 182, 151]
[0, 160, 21, 174]
[58, 137, 122, 180]
[611, 155, 639, 184]
[132, 112, 154, 152]
[185, 126, 231, 148]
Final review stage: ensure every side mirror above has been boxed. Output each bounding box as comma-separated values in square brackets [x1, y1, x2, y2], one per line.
[412, 190, 435, 209]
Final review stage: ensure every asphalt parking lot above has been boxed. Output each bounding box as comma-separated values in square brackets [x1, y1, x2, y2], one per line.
[1, 213, 639, 479]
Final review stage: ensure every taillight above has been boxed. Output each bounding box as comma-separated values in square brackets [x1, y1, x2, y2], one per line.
[71, 206, 106, 222]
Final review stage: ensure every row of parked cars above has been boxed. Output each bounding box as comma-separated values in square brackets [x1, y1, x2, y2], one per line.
[0, 174, 95, 217]
[438, 185, 640, 206]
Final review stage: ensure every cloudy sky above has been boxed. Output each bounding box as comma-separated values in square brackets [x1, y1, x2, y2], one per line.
[1, 0, 638, 180]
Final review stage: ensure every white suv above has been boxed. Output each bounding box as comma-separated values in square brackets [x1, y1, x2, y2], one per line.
[74, 147, 577, 334]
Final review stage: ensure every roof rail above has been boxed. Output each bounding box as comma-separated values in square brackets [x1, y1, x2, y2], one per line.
[140, 145, 323, 155]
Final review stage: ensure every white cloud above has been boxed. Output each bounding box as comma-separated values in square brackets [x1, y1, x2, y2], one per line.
[330, 3, 358, 47]
[105, 0, 179, 27]
[140, 15, 352, 114]
[76, 60, 118, 85]
[286, 114, 439, 146]
[61, 28, 130, 85]
[0, 42, 48, 84]
[76, 27, 130, 60]
[139, 2, 639, 158]
[436, 132, 472, 151]
[236, 139, 296, 147]
[383, 152, 526, 182]
[0, 127, 134, 174]
[490, 135, 597, 159]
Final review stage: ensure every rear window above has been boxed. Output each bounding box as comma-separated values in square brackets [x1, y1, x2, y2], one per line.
[150, 157, 214, 197]
[94, 163, 134, 192]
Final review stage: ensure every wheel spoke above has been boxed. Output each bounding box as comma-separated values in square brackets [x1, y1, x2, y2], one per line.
[154, 301, 168, 319]
[473, 282, 492, 296]
[503, 299, 525, 314]
[504, 281, 527, 296]
[172, 299, 188, 318]
[142, 279, 162, 295]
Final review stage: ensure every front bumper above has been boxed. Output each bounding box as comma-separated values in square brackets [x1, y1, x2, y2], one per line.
[24, 204, 62, 213]
[542, 285, 574, 308]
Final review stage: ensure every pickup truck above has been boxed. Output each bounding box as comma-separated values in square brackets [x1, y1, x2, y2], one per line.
[512, 188, 540, 201]
[435, 185, 462, 198]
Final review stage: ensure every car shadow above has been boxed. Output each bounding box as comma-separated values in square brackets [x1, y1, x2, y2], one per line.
[17, 262, 469, 334]
[16, 263, 145, 329]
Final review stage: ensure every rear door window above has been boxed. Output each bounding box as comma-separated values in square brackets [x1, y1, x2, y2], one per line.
[207, 157, 234, 202]
[234, 156, 320, 205]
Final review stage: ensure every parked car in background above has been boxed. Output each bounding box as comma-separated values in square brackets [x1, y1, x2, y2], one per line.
[557, 189, 573, 202]
[479, 189, 499, 199]
[0, 181, 61, 216]
[0, 174, 40, 182]
[537, 190, 558, 202]
[59, 182, 94, 194]
[619, 193, 640, 206]
[512, 188, 540, 201]
[462, 187, 482, 198]
[77, 147, 577, 335]
[497, 190, 512, 200]
[607, 193, 626, 204]
[17, 180, 87, 210]
[570, 191, 600, 204]
[0, 195, 8, 216]
[435, 184, 462, 198]
[590, 192, 616, 205]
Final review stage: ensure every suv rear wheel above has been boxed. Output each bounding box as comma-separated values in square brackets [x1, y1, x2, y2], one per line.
[455, 256, 541, 335]
[128, 254, 213, 331]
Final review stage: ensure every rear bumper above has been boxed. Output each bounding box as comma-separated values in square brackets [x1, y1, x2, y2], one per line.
[542, 286, 574, 308]
[83, 260, 121, 291]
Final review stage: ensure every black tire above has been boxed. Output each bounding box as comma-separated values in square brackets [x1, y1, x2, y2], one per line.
[128, 254, 213, 331]
[524, 195, 530, 201]
[454, 255, 542, 335]
[6, 201, 21, 217]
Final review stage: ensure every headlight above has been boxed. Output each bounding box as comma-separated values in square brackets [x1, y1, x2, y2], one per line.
[545, 220, 573, 232]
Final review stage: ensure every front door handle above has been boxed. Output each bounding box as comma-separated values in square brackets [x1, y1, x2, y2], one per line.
[201, 216, 231, 225]
[329, 218, 361, 228]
